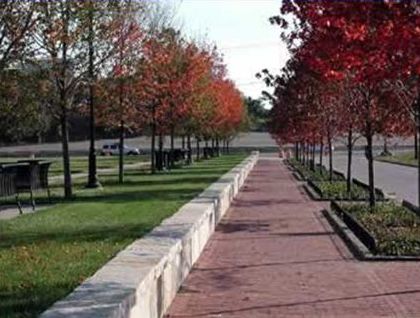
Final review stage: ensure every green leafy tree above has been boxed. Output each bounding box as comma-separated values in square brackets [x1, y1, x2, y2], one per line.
[244, 97, 269, 132]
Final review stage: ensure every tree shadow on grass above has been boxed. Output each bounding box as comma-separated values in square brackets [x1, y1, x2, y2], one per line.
[0, 186, 206, 249]
[125, 167, 237, 177]
[102, 176, 219, 188]
[1, 173, 224, 207]
[0, 280, 136, 318]
[0, 221, 154, 249]
[0, 156, 246, 318]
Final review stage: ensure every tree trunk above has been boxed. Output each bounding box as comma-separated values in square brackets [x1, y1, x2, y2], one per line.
[328, 133, 333, 182]
[299, 142, 302, 162]
[309, 143, 313, 170]
[311, 143, 316, 171]
[187, 134, 192, 164]
[159, 133, 164, 170]
[295, 143, 299, 160]
[417, 100, 420, 207]
[415, 126, 418, 160]
[37, 132, 43, 144]
[196, 138, 200, 161]
[60, 3, 72, 199]
[117, 68, 125, 180]
[204, 140, 209, 159]
[151, 120, 156, 174]
[319, 141, 324, 174]
[366, 132, 376, 209]
[170, 125, 175, 169]
[383, 137, 390, 156]
[347, 128, 353, 194]
[216, 138, 220, 156]
[182, 135, 185, 149]
[86, 1, 99, 189]
[86, 77, 99, 188]
[60, 108, 72, 198]
[118, 120, 124, 184]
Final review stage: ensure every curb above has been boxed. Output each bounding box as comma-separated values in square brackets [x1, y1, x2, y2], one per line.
[323, 207, 420, 262]
[302, 183, 329, 202]
[40, 152, 259, 318]
[375, 158, 417, 169]
[304, 180, 389, 203]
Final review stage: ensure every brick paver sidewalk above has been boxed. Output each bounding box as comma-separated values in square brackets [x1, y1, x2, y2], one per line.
[166, 157, 420, 318]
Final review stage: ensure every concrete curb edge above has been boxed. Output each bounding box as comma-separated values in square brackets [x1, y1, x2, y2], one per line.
[41, 152, 260, 318]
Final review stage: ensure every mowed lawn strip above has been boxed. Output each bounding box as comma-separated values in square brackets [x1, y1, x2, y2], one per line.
[376, 152, 417, 168]
[0, 155, 148, 177]
[0, 154, 246, 318]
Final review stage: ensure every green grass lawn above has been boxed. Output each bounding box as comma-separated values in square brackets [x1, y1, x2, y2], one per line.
[0, 155, 149, 177]
[0, 154, 246, 318]
[376, 152, 417, 167]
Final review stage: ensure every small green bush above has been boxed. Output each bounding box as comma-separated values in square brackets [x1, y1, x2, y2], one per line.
[314, 181, 368, 200]
[340, 203, 420, 256]
[289, 159, 344, 182]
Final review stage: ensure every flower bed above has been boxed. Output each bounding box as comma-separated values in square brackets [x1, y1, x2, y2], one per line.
[335, 202, 420, 256]
[310, 181, 386, 201]
[288, 159, 345, 182]
[312, 181, 375, 201]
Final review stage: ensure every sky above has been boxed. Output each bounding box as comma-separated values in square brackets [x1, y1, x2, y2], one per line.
[175, 0, 289, 103]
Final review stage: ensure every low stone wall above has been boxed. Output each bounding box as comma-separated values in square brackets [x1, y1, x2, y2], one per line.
[41, 152, 259, 318]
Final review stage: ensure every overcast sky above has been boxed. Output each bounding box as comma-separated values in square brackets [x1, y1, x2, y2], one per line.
[176, 0, 289, 102]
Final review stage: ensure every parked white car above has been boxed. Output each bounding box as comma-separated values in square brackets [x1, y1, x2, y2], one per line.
[100, 143, 140, 156]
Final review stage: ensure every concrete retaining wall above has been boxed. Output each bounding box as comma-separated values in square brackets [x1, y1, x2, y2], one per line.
[41, 152, 259, 318]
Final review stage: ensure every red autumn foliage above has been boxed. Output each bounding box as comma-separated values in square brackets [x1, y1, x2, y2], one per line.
[268, 1, 420, 207]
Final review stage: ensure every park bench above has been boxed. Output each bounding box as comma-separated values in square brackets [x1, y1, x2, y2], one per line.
[0, 160, 52, 214]
[155, 149, 188, 171]
[0, 163, 20, 213]
[171, 148, 187, 162]
[17, 160, 53, 208]
[203, 147, 216, 159]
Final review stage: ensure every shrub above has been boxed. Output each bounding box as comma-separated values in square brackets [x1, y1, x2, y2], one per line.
[289, 159, 344, 182]
[340, 203, 420, 256]
[315, 181, 368, 200]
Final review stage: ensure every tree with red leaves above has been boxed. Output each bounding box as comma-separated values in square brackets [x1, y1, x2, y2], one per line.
[85, 0, 144, 184]
[135, 30, 245, 170]
[271, 1, 416, 207]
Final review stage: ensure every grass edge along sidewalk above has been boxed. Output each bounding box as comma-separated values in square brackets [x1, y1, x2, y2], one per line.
[0, 153, 247, 318]
[375, 152, 417, 168]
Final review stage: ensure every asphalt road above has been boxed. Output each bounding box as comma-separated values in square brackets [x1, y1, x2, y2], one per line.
[0, 132, 278, 155]
[333, 152, 418, 205]
[0, 131, 417, 204]
[0, 132, 415, 156]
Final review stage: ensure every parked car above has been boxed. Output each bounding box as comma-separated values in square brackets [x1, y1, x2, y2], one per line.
[100, 143, 140, 156]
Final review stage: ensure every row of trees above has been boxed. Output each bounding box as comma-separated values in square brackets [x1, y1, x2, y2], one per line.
[0, 1, 246, 197]
[266, 1, 420, 207]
